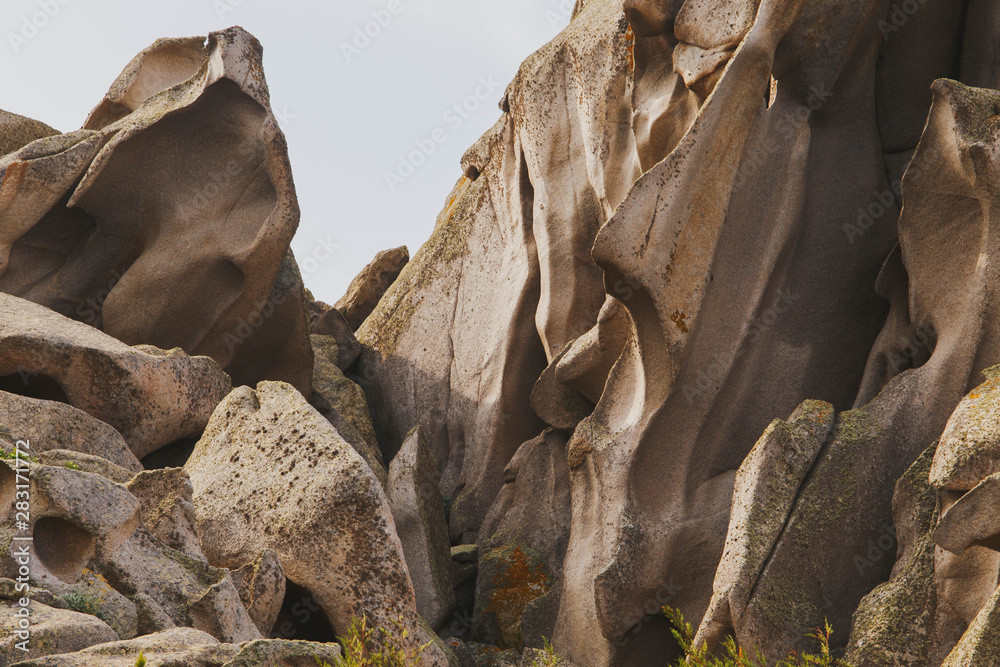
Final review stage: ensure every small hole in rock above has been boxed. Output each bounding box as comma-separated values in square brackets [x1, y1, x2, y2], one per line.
[0, 373, 70, 404]
[269, 580, 336, 642]
[34, 516, 95, 583]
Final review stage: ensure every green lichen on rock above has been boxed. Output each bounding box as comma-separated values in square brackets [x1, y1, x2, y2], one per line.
[930, 365, 1000, 491]
[843, 444, 939, 665]
[357, 175, 482, 359]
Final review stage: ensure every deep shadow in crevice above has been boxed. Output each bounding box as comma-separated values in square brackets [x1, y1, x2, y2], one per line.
[0, 373, 70, 404]
[140, 436, 199, 469]
[269, 580, 337, 643]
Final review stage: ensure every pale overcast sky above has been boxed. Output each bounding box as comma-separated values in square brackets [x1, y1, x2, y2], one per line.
[1, 0, 573, 303]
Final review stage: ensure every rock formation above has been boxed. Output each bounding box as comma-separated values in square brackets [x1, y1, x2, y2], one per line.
[184, 381, 450, 665]
[0, 28, 312, 397]
[7, 1, 1000, 666]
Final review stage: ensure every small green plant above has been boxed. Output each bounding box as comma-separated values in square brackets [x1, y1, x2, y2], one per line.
[0, 448, 38, 463]
[527, 637, 564, 666]
[321, 615, 430, 667]
[135, 651, 147, 667]
[63, 591, 107, 622]
[65, 461, 81, 470]
[663, 606, 852, 667]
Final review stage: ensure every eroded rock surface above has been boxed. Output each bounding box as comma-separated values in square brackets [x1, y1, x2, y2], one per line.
[0, 27, 311, 395]
[0, 391, 141, 471]
[387, 428, 455, 630]
[0, 292, 231, 459]
[0, 460, 260, 644]
[336, 245, 409, 330]
[185, 381, 449, 664]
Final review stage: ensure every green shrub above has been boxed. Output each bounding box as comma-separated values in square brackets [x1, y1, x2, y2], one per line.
[663, 606, 852, 667]
[316, 615, 430, 667]
[527, 637, 564, 666]
[134, 651, 147, 667]
[63, 591, 107, 622]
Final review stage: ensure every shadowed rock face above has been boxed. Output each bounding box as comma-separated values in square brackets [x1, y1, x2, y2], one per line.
[354, 0, 1000, 664]
[357, 0, 699, 549]
[556, 0, 909, 660]
[0, 27, 312, 396]
[696, 77, 1000, 662]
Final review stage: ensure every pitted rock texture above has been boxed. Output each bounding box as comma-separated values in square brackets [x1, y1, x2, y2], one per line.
[185, 381, 449, 665]
[0, 391, 141, 471]
[0, 459, 260, 644]
[0, 292, 231, 459]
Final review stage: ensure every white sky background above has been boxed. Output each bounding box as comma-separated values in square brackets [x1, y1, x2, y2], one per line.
[0, 0, 573, 303]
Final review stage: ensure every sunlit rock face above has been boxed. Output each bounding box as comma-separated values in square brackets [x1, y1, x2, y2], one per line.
[356, 0, 1000, 664]
[0, 27, 312, 396]
[9, 1, 1000, 665]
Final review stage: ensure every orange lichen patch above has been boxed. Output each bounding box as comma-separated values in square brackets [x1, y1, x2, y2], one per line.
[483, 545, 551, 648]
[567, 437, 592, 469]
[443, 177, 469, 220]
[671, 310, 689, 333]
[625, 25, 635, 72]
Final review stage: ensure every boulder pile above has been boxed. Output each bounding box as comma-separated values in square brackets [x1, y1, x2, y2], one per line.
[4, 2, 1000, 666]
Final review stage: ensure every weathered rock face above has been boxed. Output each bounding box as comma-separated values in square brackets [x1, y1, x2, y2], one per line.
[0, 391, 141, 471]
[692, 77, 1000, 661]
[185, 382, 450, 665]
[125, 468, 206, 562]
[387, 428, 455, 630]
[11, 2, 1000, 665]
[14, 630, 344, 667]
[336, 246, 409, 331]
[844, 444, 939, 666]
[558, 0, 916, 657]
[0, 110, 58, 158]
[0, 27, 312, 396]
[473, 429, 572, 651]
[229, 549, 285, 637]
[0, 293, 231, 459]
[0, 599, 119, 664]
[357, 0, 684, 547]
[310, 334, 387, 486]
[307, 291, 362, 370]
[0, 460, 260, 644]
[349, 0, 1000, 665]
[694, 401, 835, 652]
